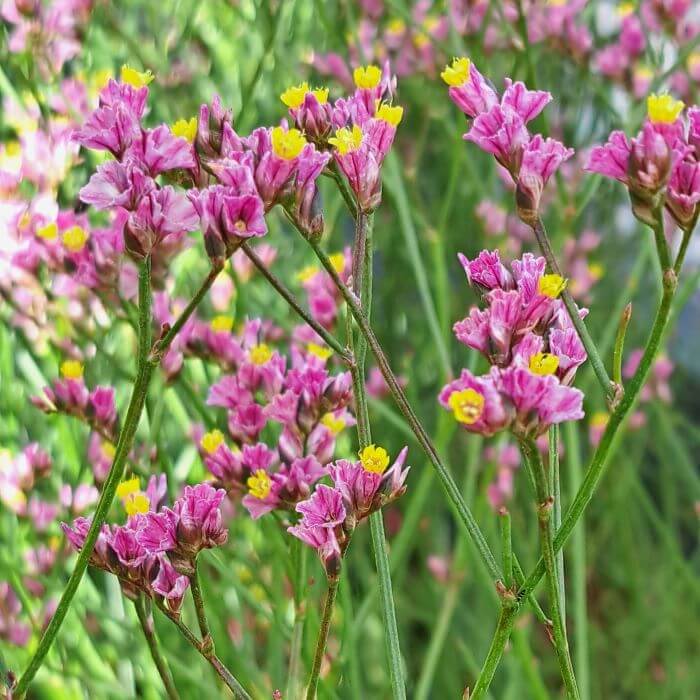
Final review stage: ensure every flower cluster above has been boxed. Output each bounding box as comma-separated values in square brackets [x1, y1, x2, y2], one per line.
[280, 64, 404, 212]
[586, 94, 700, 228]
[442, 58, 574, 223]
[62, 478, 228, 613]
[288, 445, 410, 577]
[199, 318, 354, 518]
[440, 250, 585, 438]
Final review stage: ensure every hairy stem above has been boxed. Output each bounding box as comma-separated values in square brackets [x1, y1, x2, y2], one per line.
[190, 563, 212, 643]
[522, 438, 580, 700]
[306, 578, 339, 699]
[134, 597, 179, 700]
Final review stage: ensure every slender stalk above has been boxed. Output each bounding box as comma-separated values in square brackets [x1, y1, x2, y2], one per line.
[673, 213, 698, 275]
[155, 602, 251, 700]
[189, 563, 211, 643]
[531, 218, 615, 401]
[651, 215, 671, 273]
[306, 579, 339, 700]
[150, 264, 222, 364]
[500, 510, 513, 588]
[134, 597, 179, 700]
[612, 304, 633, 387]
[308, 238, 503, 583]
[240, 241, 352, 362]
[14, 257, 155, 698]
[469, 601, 519, 700]
[549, 426, 565, 621]
[522, 438, 580, 700]
[286, 541, 308, 699]
[518, 264, 679, 603]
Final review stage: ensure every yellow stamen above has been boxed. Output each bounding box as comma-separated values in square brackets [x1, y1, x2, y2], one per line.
[375, 102, 404, 127]
[60, 360, 84, 380]
[124, 492, 150, 516]
[588, 263, 604, 280]
[271, 126, 307, 160]
[590, 411, 609, 428]
[353, 65, 382, 89]
[307, 343, 333, 360]
[328, 124, 363, 155]
[249, 343, 272, 365]
[36, 222, 58, 240]
[116, 477, 141, 501]
[359, 444, 390, 474]
[321, 412, 346, 435]
[413, 32, 430, 49]
[201, 429, 225, 455]
[634, 66, 653, 80]
[62, 225, 89, 253]
[91, 69, 113, 92]
[616, 2, 636, 17]
[280, 82, 310, 109]
[386, 18, 406, 34]
[447, 388, 485, 425]
[247, 469, 271, 499]
[120, 64, 154, 88]
[646, 93, 684, 124]
[441, 57, 471, 87]
[538, 274, 567, 298]
[529, 352, 560, 376]
[688, 53, 700, 70]
[102, 441, 117, 460]
[171, 117, 197, 143]
[210, 315, 234, 333]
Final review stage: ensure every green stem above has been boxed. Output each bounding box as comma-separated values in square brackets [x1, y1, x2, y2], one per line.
[549, 426, 565, 621]
[673, 213, 698, 275]
[190, 563, 211, 643]
[469, 601, 520, 700]
[522, 438, 580, 700]
[518, 264, 678, 603]
[134, 597, 179, 700]
[13, 257, 155, 698]
[500, 509, 513, 589]
[612, 304, 632, 387]
[531, 218, 615, 401]
[651, 214, 672, 273]
[306, 578, 339, 700]
[308, 239, 503, 584]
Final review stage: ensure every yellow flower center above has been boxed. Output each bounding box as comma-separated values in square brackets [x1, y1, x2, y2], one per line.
[280, 82, 311, 109]
[588, 262, 604, 280]
[102, 441, 117, 460]
[447, 388, 485, 425]
[36, 222, 58, 240]
[353, 65, 382, 89]
[60, 360, 84, 380]
[296, 265, 319, 283]
[321, 412, 346, 435]
[201, 429, 225, 454]
[529, 352, 560, 376]
[387, 19, 406, 34]
[538, 274, 567, 298]
[120, 64, 155, 88]
[375, 102, 404, 127]
[590, 411, 609, 428]
[634, 66, 653, 80]
[124, 492, 150, 516]
[647, 93, 684, 124]
[359, 444, 390, 474]
[62, 226, 89, 253]
[247, 469, 271, 499]
[249, 343, 272, 365]
[441, 57, 471, 87]
[413, 32, 430, 49]
[688, 53, 700, 70]
[329, 252, 346, 274]
[210, 315, 234, 333]
[170, 117, 198, 143]
[116, 477, 141, 501]
[307, 343, 333, 360]
[271, 126, 307, 160]
[328, 125, 363, 155]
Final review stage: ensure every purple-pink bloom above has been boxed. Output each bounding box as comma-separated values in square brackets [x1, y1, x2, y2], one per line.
[150, 554, 189, 613]
[295, 484, 346, 529]
[172, 483, 228, 556]
[136, 508, 178, 553]
[466, 105, 530, 175]
[458, 250, 514, 291]
[287, 522, 341, 577]
[79, 161, 154, 211]
[501, 80, 552, 124]
[128, 125, 196, 176]
[585, 131, 631, 182]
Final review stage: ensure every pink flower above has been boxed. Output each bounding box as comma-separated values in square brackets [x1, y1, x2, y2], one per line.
[287, 522, 341, 577]
[666, 158, 700, 227]
[457, 250, 514, 291]
[172, 483, 228, 556]
[295, 484, 346, 529]
[72, 103, 141, 158]
[501, 80, 552, 125]
[585, 131, 631, 182]
[150, 554, 189, 613]
[79, 161, 154, 211]
[446, 61, 499, 118]
[128, 125, 196, 176]
[136, 509, 179, 553]
[466, 105, 530, 175]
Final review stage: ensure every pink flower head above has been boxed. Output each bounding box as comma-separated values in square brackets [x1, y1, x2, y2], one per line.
[287, 522, 341, 578]
[666, 158, 700, 227]
[288, 90, 334, 142]
[88, 386, 117, 431]
[295, 484, 346, 529]
[331, 129, 382, 212]
[549, 327, 587, 384]
[150, 554, 189, 613]
[188, 185, 266, 263]
[110, 526, 149, 570]
[585, 131, 632, 182]
[445, 60, 499, 118]
[457, 250, 514, 292]
[516, 136, 574, 221]
[72, 103, 141, 158]
[124, 186, 199, 259]
[498, 366, 584, 436]
[196, 94, 234, 160]
[501, 80, 552, 125]
[127, 125, 196, 176]
[136, 508, 179, 553]
[79, 160, 155, 211]
[292, 145, 332, 238]
[172, 483, 228, 556]
[466, 105, 530, 175]
[439, 369, 511, 436]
